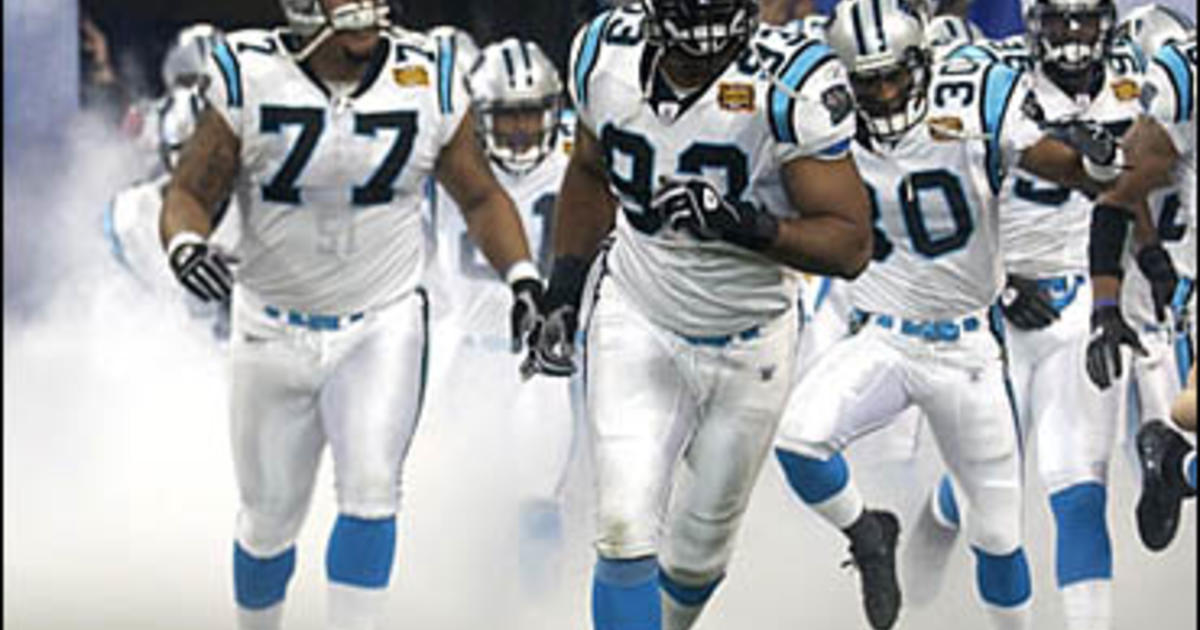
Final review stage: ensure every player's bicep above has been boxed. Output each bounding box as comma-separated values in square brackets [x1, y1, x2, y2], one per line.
[781, 154, 870, 229]
[170, 107, 241, 215]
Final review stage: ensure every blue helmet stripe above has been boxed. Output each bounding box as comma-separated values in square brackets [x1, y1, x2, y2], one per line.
[770, 42, 832, 144]
[574, 13, 612, 108]
[981, 62, 1021, 195]
[211, 39, 242, 108]
[1156, 45, 1194, 123]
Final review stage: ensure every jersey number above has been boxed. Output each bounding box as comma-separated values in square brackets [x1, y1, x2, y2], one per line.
[1158, 192, 1187, 243]
[459, 194, 556, 279]
[259, 106, 418, 206]
[600, 125, 749, 236]
[869, 170, 974, 259]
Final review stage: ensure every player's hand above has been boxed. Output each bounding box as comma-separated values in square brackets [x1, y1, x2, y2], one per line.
[1043, 119, 1124, 182]
[520, 256, 588, 379]
[1086, 304, 1148, 390]
[1000, 275, 1060, 331]
[1136, 244, 1179, 323]
[168, 232, 234, 303]
[652, 176, 779, 251]
[509, 277, 544, 354]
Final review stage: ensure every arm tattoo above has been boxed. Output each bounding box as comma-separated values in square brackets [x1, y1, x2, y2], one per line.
[175, 109, 240, 218]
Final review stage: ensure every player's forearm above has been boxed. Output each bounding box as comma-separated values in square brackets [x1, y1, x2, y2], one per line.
[1018, 137, 1107, 198]
[160, 185, 215, 249]
[766, 214, 872, 279]
[552, 157, 616, 260]
[461, 190, 535, 278]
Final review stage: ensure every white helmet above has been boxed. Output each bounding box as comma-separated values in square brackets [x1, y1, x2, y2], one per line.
[1117, 4, 1194, 57]
[826, 0, 932, 141]
[158, 85, 205, 173]
[1024, 0, 1117, 77]
[161, 23, 224, 91]
[468, 38, 564, 175]
[278, 0, 392, 59]
[428, 25, 482, 76]
[926, 14, 985, 59]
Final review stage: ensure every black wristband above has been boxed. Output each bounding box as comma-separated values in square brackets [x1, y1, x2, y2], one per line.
[1136, 244, 1174, 280]
[725, 201, 780, 252]
[1089, 203, 1130, 279]
[544, 255, 589, 311]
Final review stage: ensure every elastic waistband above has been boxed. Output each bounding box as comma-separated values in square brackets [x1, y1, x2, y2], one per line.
[1035, 274, 1087, 313]
[262, 305, 365, 331]
[680, 325, 762, 348]
[852, 309, 983, 343]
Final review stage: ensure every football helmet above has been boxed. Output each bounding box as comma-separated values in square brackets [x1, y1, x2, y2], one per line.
[643, 0, 760, 59]
[158, 85, 205, 173]
[1024, 0, 1117, 76]
[468, 38, 564, 175]
[278, 0, 392, 59]
[826, 0, 932, 141]
[161, 23, 224, 91]
[1117, 4, 1194, 57]
[925, 14, 985, 59]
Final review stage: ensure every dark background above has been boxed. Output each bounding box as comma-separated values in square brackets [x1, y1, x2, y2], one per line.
[80, 0, 606, 98]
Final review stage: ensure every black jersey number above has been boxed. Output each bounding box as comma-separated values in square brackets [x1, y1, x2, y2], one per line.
[260, 106, 417, 206]
[868, 169, 974, 259]
[1157, 192, 1187, 243]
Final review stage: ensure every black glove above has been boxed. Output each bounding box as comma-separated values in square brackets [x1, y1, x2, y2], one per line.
[168, 233, 233, 303]
[1044, 119, 1119, 169]
[521, 256, 588, 379]
[510, 277, 544, 353]
[1086, 304, 1148, 390]
[1136, 244, 1179, 323]
[652, 177, 779, 251]
[1000, 275, 1060, 330]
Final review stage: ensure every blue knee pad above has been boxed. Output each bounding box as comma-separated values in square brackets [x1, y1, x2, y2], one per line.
[972, 547, 1032, 608]
[937, 475, 961, 527]
[775, 448, 850, 504]
[659, 568, 724, 608]
[234, 543, 296, 610]
[326, 514, 397, 589]
[1049, 482, 1112, 586]
[593, 556, 661, 630]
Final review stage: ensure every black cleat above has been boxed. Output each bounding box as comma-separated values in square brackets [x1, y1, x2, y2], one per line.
[1135, 420, 1196, 552]
[842, 509, 902, 629]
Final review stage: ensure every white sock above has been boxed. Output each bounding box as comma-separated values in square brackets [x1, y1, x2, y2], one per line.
[984, 601, 1031, 630]
[661, 592, 706, 630]
[237, 603, 284, 630]
[812, 485, 866, 530]
[327, 582, 389, 630]
[1061, 581, 1112, 630]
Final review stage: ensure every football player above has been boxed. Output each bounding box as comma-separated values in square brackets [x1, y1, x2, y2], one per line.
[528, 1, 874, 628]
[157, 1, 541, 628]
[427, 36, 582, 598]
[1085, 28, 1198, 553]
[772, 1, 1129, 628]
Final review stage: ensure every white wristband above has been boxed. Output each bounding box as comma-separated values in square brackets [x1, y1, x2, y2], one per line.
[166, 230, 206, 256]
[505, 260, 540, 286]
[1083, 147, 1125, 184]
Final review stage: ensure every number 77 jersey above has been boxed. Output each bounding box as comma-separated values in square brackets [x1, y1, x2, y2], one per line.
[849, 56, 1043, 320]
[203, 27, 466, 315]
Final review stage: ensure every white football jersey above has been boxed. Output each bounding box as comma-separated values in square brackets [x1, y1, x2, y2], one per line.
[960, 38, 1147, 278]
[204, 27, 467, 314]
[848, 56, 1042, 319]
[569, 7, 856, 336]
[430, 116, 573, 344]
[1141, 36, 1197, 277]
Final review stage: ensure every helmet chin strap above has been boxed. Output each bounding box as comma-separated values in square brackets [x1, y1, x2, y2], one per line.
[290, 2, 390, 62]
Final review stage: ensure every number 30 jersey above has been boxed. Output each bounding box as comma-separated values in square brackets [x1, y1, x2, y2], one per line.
[569, 7, 855, 337]
[204, 28, 467, 314]
[848, 56, 1042, 319]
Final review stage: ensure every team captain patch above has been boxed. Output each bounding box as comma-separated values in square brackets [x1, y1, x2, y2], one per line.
[821, 84, 853, 125]
[718, 82, 756, 112]
[1111, 78, 1140, 102]
[393, 65, 431, 87]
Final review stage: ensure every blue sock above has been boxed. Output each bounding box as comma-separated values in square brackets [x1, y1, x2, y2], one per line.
[775, 448, 850, 504]
[1049, 482, 1112, 586]
[973, 546, 1032, 608]
[592, 556, 661, 630]
[659, 568, 723, 608]
[234, 543, 296, 610]
[937, 475, 961, 527]
[326, 514, 397, 589]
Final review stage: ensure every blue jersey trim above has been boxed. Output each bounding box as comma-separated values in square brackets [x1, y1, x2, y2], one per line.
[769, 41, 832, 144]
[1156, 45, 1194, 123]
[211, 39, 242, 108]
[438, 36, 456, 115]
[574, 13, 612, 109]
[818, 138, 852, 157]
[981, 63, 1020, 195]
[101, 200, 128, 267]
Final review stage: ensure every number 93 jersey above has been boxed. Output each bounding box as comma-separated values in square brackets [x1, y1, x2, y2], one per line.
[204, 27, 467, 315]
[849, 56, 1042, 319]
[568, 7, 855, 338]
